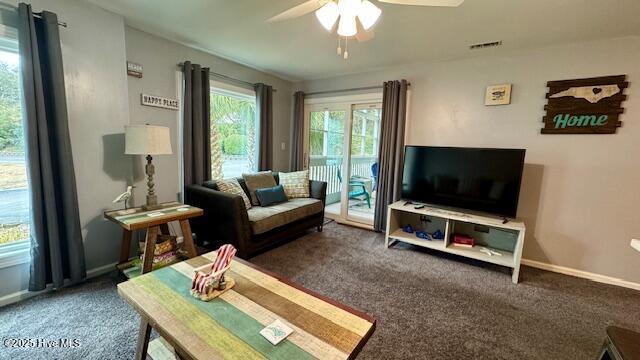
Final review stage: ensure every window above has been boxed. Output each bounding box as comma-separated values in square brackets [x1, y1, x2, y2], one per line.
[210, 82, 258, 179]
[309, 110, 346, 157]
[0, 25, 30, 253]
[351, 108, 381, 157]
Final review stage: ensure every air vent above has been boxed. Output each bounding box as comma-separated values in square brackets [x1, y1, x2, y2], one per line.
[469, 41, 503, 50]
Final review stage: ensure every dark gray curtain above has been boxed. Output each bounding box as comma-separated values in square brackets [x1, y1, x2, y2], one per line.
[182, 61, 211, 186]
[255, 83, 273, 171]
[18, 3, 85, 291]
[290, 91, 305, 171]
[373, 80, 409, 232]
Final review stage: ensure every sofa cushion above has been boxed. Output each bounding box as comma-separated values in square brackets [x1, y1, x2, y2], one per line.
[279, 170, 310, 199]
[243, 171, 277, 206]
[255, 185, 288, 207]
[215, 178, 252, 210]
[247, 198, 323, 235]
[202, 180, 220, 190]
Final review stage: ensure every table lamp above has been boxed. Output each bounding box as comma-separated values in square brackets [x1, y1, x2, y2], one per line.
[125, 125, 172, 210]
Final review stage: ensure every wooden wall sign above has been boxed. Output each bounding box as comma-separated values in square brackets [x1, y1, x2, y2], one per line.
[127, 61, 143, 78]
[141, 94, 179, 111]
[542, 75, 628, 134]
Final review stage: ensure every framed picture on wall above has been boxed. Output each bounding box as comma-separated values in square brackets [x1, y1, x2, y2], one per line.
[485, 84, 512, 106]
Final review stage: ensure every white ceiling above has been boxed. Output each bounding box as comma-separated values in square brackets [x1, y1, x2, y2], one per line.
[87, 0, 640, 82]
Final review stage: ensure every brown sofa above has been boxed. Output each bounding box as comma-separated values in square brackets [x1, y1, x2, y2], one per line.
[184, 173, 327, 259]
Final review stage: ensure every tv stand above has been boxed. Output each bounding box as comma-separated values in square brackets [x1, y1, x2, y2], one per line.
[385, 201, 526, 284]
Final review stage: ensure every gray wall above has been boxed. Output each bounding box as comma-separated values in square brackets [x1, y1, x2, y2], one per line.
[125, 26, 293, 206]
[297, 36, 640, 284]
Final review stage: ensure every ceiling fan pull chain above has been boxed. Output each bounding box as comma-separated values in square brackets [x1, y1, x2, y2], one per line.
[344, 36, 349, 60]
[337, 36, 342, 56]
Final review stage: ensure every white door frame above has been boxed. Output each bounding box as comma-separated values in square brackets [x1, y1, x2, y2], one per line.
[303, 92, 383, 227]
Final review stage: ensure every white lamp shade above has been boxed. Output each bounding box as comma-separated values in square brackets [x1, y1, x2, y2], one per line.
[337, 15, 357, 36]
[125, 125, 172, 155]
[357, 0, 381, 30]
[315, 2, 340, 31]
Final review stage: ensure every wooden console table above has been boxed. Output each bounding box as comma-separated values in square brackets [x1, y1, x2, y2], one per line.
[386, 201, 526, 283]
[104, 202, 203, 275]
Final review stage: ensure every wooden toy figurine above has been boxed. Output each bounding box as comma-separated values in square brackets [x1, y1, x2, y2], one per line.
[191, 244, 237, 301]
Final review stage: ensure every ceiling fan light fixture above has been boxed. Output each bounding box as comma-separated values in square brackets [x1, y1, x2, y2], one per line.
[357, 1, 381, 30]
[338, 0, 363, 17]
[337, 14, 357, 37]
[315, 1, 340, 31]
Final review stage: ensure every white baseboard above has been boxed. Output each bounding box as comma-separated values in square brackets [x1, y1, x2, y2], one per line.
[521, 258, 640, 291]
[0, 261, 118, 308]
[86, 261, 118, 278]
[0, 289, 42, 307]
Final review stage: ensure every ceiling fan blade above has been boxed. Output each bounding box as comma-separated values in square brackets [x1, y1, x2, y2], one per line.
[355, 19, 375, 42]
[266, 0, 326, 23]
[378, 0, 464, 7]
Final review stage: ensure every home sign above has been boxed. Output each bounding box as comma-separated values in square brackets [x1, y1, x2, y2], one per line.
[541, 75, 628, 134]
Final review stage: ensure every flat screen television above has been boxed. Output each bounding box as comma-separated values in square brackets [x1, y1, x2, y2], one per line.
[401, 146, 526, 218]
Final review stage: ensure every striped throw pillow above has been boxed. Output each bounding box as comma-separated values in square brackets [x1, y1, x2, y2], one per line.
[216, 178, 252, 210]
[279, 170, 310, 199]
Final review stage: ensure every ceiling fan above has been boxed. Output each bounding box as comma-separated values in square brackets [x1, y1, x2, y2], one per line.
[267, 0, 464, 59]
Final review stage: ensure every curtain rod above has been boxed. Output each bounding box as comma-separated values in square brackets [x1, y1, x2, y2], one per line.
[34, 12, 67, 28]
[0, 3, 67, 27]
[305, 83, 411, 96]
[177, 62, 277, 92]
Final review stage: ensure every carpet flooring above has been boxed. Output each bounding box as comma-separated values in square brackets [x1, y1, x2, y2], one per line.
[0, 272, 140, 360]
[1, 222, 639, 359]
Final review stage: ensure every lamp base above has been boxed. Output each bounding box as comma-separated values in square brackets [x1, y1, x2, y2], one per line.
[142, 204, 162, 211]
[142, 206, 162, 211]
[143, 155, 160, 211]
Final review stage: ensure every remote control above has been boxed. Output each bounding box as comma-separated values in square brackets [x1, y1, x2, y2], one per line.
[414, 205, 425, 209]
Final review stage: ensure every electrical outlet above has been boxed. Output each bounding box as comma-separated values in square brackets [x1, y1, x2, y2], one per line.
[281, 142, 286, 150]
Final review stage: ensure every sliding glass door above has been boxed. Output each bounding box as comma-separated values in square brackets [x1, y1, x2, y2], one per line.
[306, 105, 348, 221]
[346, 104, 381, 224]
[304, 95, 382, 227]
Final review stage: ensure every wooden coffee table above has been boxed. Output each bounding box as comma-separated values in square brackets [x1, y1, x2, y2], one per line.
[118, 252, 376, 360]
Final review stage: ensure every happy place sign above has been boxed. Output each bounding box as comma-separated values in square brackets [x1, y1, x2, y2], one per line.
[541, 75, 628, 134]
[141, 93, 179, 111]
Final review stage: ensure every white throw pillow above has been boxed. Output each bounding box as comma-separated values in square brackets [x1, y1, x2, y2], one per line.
[279, 170, 310, 199]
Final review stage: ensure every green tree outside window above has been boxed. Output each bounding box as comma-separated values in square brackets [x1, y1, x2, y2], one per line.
[210, 92, 256, 179]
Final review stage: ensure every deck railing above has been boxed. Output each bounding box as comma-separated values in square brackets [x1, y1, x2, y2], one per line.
[309, 156, 377, 202]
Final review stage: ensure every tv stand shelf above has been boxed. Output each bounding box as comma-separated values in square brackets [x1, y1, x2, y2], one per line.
[385, 201, 525, 283]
